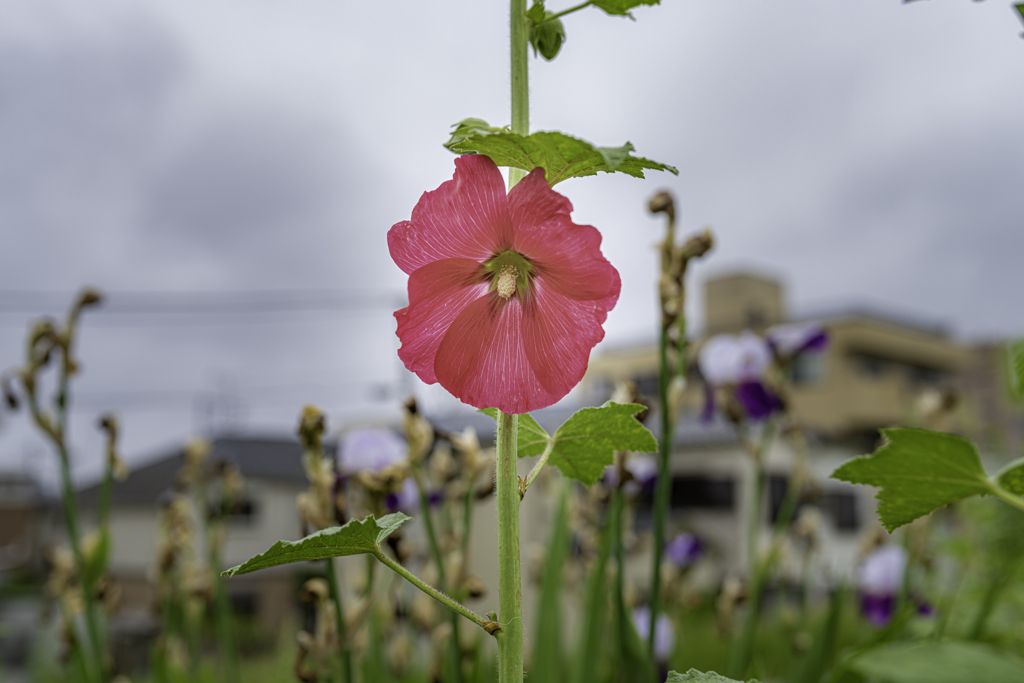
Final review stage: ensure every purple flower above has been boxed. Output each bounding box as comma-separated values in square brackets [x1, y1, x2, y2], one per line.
[860, 593, 897, 627]
[698, 332, 781, 422]
[632, 606, 675, 662]
[339, 428, 407, 475]
[603, 454, 658, 493]
[665, 532, 703, 568]
[384, 478, 420, 514]
[857, 545, 907, 626]
[735, 381, 784, 420]
[766, 322, 828, 359]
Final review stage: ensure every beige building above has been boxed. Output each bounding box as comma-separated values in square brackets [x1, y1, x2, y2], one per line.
[584, 270, 1022, 585]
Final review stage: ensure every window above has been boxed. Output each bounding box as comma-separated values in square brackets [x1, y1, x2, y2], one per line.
[670, 475, 736, 510]
[821, 490, 860, 531]
[787, 353, 825, 386]
[746, 308, 766, 328]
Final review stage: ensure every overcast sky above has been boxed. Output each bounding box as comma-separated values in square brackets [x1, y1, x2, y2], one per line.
[1, 0, 1021, 486]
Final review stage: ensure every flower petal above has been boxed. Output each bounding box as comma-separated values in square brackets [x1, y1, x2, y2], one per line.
[433, 294, 560, 414]
[396, 258, 489, 384]
[522, 277, 612, 399]
[507, 168, 619, 301]
[388, 155, 513, 275]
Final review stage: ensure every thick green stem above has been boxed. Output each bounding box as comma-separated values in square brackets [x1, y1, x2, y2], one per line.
[325, 558, 353, 683]
[372, 548, 490, 631]
[510, 0, 530, 186]
[495, 410, 524, 683]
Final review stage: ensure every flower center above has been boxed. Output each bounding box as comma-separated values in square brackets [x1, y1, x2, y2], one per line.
[496, 265, 518, 300]
[484, 250, 533, 301]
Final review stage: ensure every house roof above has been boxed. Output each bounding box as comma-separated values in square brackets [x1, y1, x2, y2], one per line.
[77, 436, 335, 507]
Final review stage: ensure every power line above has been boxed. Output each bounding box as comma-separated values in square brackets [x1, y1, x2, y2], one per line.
[0, 288, 406, 327]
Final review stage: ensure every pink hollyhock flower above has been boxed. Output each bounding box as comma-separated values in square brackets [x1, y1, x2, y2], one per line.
[388, 155, 620, 414]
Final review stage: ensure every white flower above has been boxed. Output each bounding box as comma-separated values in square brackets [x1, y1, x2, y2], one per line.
[859, 545, 906, 595]
[698, 332, 771, 385]
[339, 428, 407, 475]
[632, 606, 675, 661]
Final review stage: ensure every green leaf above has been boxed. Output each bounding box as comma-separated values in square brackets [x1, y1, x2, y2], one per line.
[848, 641, 1024, 683]
[482, 402, 656, 485]
[667, 670, 758, 683]
[548, 402, 656, 485]
[831, 428, 991, 532]
[592, 0, 660, 18]
[480, 408, 550, 457]
[443, 118, 510, 152]
[222, 513, 411, 577]
[996, 457, 1024, 496]
[1007, 339, 1024, 401]
[446, 125, 678, 186]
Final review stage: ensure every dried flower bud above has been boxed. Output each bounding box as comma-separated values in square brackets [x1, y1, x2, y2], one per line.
[648, 191, 675, 220]
[301, 578, 330, 603]
[402, 399, 434, 463]
[679, 229, 713, 259]
[1, 373, 18, 410]
[297, 405, 326, 449]
[76, 288, 104, 309]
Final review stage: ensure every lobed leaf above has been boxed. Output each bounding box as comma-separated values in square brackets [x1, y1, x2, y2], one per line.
[480, 408, 550, 457]
[222, 513, 411, 577]
[848, 641, 1024, 683]
[446, 124, 677, 186]
[483, 402, 656, 485]
[831, 428, 991, 532]
[547, 402, 656, 485]
[667, 670, 758, 683]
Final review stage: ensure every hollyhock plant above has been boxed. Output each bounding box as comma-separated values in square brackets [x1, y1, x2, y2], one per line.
[388, 154, 620, 414]
[698, 331, 782, 421]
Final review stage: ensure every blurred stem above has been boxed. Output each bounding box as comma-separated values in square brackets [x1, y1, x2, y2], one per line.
[208, 518, 239, 683]
[325, 558, 353, 683]
[573, 503, 612, 683]
[728, 420, 777, 679]
[648, 199, 679, 664]
[610, 488, 628, 677]
[495, 410, 524, 683]
[412, 467, 463, 683]
[27, 338, 107, 682]
[968, 570, 1010, 640]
